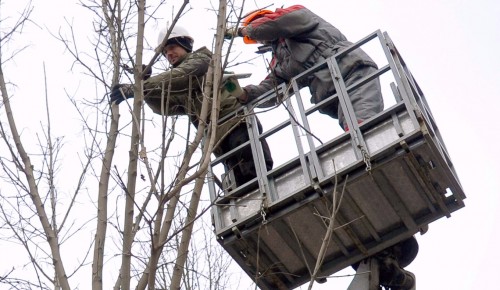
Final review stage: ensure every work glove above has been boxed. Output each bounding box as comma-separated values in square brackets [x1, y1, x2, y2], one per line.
[110, 84, 134, 105]
[142, 64, 152, 80]
[224, 26, 243, 40]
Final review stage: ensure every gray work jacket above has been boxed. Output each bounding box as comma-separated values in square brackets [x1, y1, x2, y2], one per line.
[243, 5, 377, 110]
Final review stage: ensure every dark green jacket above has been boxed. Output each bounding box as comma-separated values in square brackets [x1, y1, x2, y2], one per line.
[143, 46, 244, 147]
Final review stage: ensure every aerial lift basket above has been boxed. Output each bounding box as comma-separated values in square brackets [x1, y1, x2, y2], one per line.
[207, 30, 465, 290]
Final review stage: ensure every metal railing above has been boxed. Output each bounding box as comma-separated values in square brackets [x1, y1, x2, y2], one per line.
[206, 31, 465, 290]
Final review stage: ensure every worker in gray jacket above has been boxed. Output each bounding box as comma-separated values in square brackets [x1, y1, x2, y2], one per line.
[227, 6, 416, 289]
[227, 5, 384, 131]
[111, 26, 273, 187]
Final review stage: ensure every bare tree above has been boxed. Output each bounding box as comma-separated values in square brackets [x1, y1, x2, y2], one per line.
[1, 0, 249, 289]
[0, 2, 74, 289]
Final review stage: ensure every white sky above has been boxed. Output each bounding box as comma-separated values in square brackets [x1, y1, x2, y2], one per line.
[2, 0, 499, 289]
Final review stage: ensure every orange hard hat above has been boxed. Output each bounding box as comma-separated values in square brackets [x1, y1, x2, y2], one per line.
[242, 9, 273, 44]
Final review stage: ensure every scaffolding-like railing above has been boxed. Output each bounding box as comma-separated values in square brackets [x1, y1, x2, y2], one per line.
[207, 30, 465, 290]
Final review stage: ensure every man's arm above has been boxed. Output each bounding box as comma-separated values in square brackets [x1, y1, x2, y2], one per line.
[144, 51, 210, 95]
[241, 66, 287, 107]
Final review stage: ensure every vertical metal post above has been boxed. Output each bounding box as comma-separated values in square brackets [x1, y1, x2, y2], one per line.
[378, 30, 420, 128]
[244, 106, 271, 197]
[326, 57, 369, 161]
[347, 258, 380, 290]
[290, 80, 325, 181]
[206, 165, 223, 231]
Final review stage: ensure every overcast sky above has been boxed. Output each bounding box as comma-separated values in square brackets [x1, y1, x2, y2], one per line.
[2, 1, 499, 289]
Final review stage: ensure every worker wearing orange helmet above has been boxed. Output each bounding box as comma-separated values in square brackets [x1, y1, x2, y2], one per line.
[227, 5, 384, 131]
[111, 25, 273, 187]
[227, 6, 417, 289]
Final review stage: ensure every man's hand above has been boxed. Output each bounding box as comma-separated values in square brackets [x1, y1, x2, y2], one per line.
[237, 89, 249, 104]
[142, 64, 152, 80]
[110, 84, 134, 105]
[224, 27, 243, 40]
